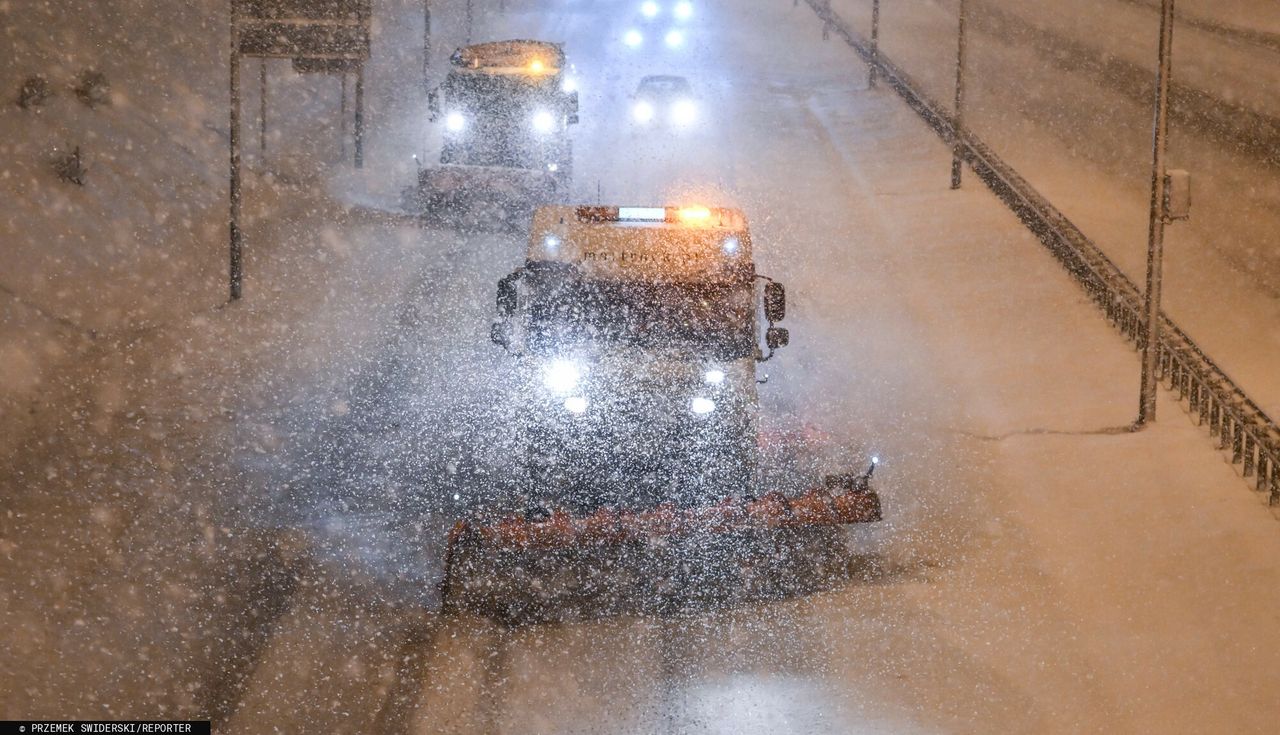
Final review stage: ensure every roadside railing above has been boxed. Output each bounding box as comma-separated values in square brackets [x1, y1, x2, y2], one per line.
[804, 0, 1280, 504]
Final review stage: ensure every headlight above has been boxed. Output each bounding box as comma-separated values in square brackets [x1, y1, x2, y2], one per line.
[445, 111, 466, 132]
[721, 236, 739, 254]
[632, 101, 654, 123]
[671, 99, 697, 125]
[564, 396, 588, 414]
[674, 1, 692, 20]
[704, 368, 725, 385]
[665, 29, 685, 48]
[531, 109, 556, 134]
[641, 1, 659, 18]
[691, 397, 716, 415]
[542, 359, 581, 394]
[624, 29, 643, 47]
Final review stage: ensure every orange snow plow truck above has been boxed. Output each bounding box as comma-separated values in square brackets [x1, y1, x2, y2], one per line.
[448, 204, 881, 558]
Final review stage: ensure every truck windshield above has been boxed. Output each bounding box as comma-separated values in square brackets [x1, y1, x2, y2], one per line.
[524, 276, 756, 359]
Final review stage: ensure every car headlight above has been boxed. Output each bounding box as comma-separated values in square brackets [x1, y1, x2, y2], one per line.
[671, 98, 697, 125]
[665, 29, 685, 48]
[564, 396, 588, 414]
[624, 29, 643, 47]
[531, 109, 556, 134]
[632, 100, 654, 123]
[691, 397, 716, 415]
[543, 359, 581, 394]
[445, 111, 466, 132]
[641, 1, 659, 18]
[674, 1, 692, 20]
[704, 368, 725, 385]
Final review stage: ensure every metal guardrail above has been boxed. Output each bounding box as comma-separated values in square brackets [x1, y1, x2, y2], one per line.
[805, 0, 1280, 504]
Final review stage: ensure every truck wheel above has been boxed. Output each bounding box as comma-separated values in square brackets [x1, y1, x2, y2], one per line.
[421, 193, 448, 226]
[467, 197, 509, 232]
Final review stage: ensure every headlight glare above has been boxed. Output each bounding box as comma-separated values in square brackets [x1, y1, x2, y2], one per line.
[672, 99, 697, 125]
[543, 359, 581, 394]
[531, 109, 556, 134]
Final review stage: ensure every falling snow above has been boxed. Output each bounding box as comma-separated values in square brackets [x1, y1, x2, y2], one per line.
[4, 0, 1280, 732]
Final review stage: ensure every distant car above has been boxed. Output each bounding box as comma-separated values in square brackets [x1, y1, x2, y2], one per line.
[630, 75, 698, 127]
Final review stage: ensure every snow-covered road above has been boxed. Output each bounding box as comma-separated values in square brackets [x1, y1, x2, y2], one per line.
[5, 0, 1280, 732]
[829, 0, 1280, 423]
[233, 0, 1280, 732]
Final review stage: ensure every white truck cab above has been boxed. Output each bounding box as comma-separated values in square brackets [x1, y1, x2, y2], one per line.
[491, 205, 788, 513]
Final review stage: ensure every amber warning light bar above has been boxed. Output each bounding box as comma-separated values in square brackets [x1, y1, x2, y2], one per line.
[576, 205, 728, 225]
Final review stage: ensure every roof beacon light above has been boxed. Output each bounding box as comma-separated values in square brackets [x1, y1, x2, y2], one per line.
[529, 59, 545, 73]
[677, 205, 711, 223]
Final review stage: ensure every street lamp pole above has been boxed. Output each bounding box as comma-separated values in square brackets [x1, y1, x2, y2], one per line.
[423, 0, 431, 91]
[229, 5, 243, 301]
[869, 0, 880, 88]
[1137, 0, 1176, 426]
[950, 0, 967, 189]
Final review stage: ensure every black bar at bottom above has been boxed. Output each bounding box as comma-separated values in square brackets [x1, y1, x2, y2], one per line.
[0, 723, 210, 735]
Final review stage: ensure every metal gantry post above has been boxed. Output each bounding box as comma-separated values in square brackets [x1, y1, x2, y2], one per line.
[1137, 0, 1177, 426]
[259, 58, 267, 153]
[950, 0, 968, 189]
[229, 4, 243, 301]
[354, 63, 365, 168]
[869, 0, 880, 88]
[466, 0, 473, 43]
[423, 0, 431, 91]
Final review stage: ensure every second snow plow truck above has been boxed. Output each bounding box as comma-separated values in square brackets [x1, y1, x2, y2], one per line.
[411, 40, 579, 229]
[442, 205, 881, 616]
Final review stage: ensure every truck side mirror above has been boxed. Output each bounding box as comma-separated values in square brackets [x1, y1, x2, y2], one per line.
[566, 90, 579, 125]
[497, 273, 519, 316]
[491, 321, 512, 348]
[764, 282, 786, 323]
[427, 89, 440, 121]
[766, 326, 789, 350]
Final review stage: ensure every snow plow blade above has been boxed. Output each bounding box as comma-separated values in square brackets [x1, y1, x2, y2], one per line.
[450, 474, 881, 552]
[409, 164, 561, 229]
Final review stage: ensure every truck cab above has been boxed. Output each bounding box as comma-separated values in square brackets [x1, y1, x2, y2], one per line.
[491, 205, 789, 514]
[430, 40, 579, 181]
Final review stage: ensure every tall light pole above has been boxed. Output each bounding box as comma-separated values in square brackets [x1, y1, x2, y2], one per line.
[869, 0, 880, 88]
[1136, 0, 1176, 426]
[950, 0, 967, 189]
[229, 3, 243, 301]
[423, 0, 431, 91]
